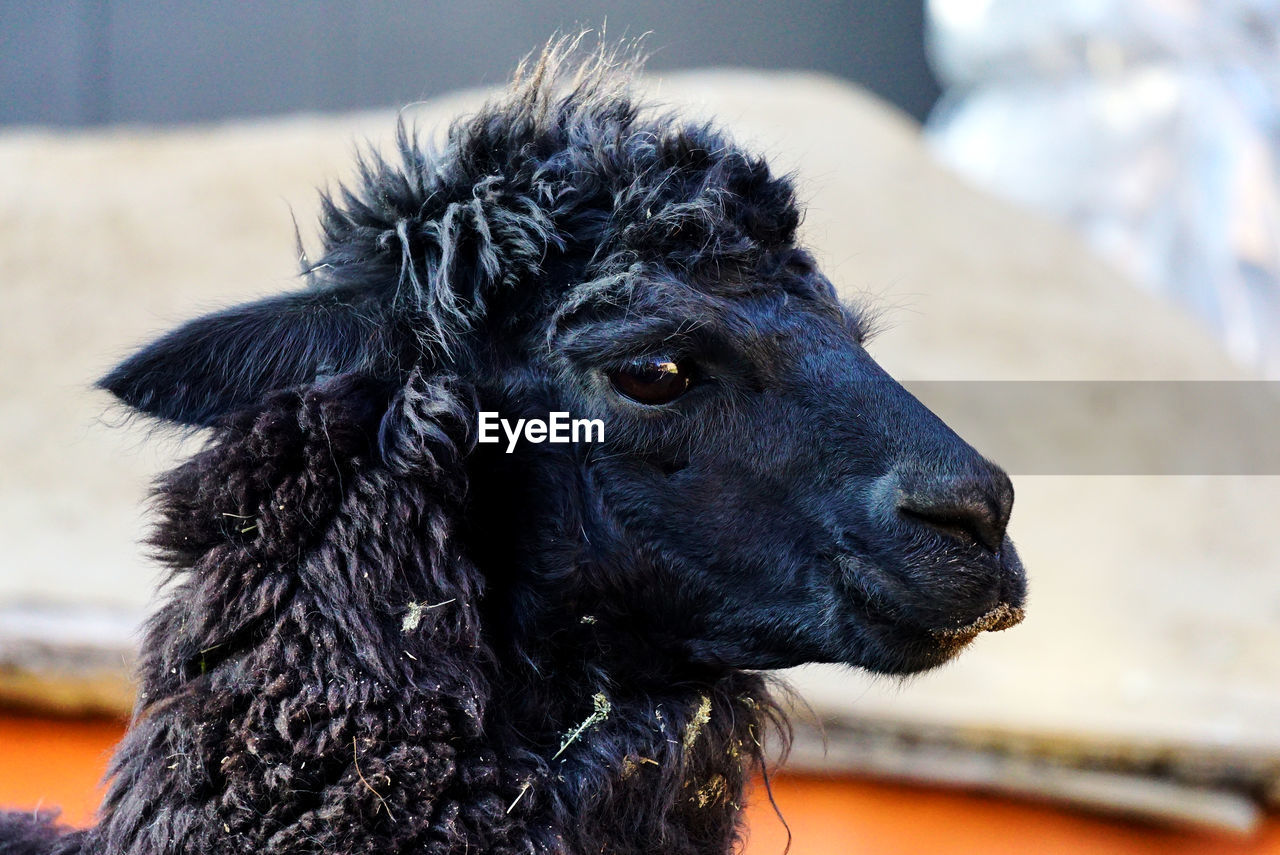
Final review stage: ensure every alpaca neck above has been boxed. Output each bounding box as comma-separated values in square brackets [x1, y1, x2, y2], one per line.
[471, 538, 776, 853]
[478, 604, 772, 854]
[89, 379, 772, 855]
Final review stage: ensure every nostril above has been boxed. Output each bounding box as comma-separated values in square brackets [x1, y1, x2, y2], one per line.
[896, 471, 1012, 553]
[899, 501, 1003, 552]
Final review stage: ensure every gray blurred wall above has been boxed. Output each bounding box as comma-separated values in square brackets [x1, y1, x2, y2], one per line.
[1, 0, 940, 127]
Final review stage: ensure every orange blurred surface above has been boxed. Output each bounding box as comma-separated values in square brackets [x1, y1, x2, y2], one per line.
[2, 712, 1279, 854]
[0, 713, 122, 826]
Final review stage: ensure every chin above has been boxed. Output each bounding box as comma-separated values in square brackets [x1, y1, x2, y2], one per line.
[846, 599, 1026, 676]
[850, 625, 976, 675]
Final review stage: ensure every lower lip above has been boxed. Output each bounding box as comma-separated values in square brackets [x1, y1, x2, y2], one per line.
[929, 602, 1026, 643]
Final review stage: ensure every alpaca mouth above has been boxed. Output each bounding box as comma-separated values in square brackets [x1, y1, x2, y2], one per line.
[830, 545, 1027, 673]
[849, 598, 1026, 674]
[833, 549, 1026, 636]
[928, 601, 1025, 645]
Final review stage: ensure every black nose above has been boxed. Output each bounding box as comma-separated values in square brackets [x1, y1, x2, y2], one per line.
[896, 465, 1014, 553]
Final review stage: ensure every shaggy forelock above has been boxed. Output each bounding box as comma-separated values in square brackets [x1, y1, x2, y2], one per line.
[309, 37, 805, 359]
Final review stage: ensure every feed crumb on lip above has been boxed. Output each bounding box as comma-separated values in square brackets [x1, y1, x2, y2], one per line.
[930, 602, 1026, 642]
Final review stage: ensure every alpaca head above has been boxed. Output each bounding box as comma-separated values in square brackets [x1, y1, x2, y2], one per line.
[100, 45, 1025, 684]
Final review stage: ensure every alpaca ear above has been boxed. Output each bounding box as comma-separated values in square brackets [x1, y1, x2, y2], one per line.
[99, 288, 389, 426]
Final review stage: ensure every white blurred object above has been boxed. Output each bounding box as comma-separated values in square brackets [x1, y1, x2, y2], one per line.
[927, 0, 1280, 375]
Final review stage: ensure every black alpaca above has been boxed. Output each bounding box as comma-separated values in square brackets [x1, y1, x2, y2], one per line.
[1, 44, 1026, 855]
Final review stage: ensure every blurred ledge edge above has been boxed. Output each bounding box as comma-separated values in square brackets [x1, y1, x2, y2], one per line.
[786, 719, 1270, 837]
[0, 601, 138, 717]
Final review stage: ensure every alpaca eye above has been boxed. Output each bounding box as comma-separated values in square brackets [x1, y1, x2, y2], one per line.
[608, 357, 692, 405]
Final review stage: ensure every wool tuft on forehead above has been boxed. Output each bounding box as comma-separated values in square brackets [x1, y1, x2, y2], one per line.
[310, 36, 803, 357]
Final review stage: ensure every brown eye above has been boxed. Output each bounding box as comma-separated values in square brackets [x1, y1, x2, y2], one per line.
[608, 357, 692, 405]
